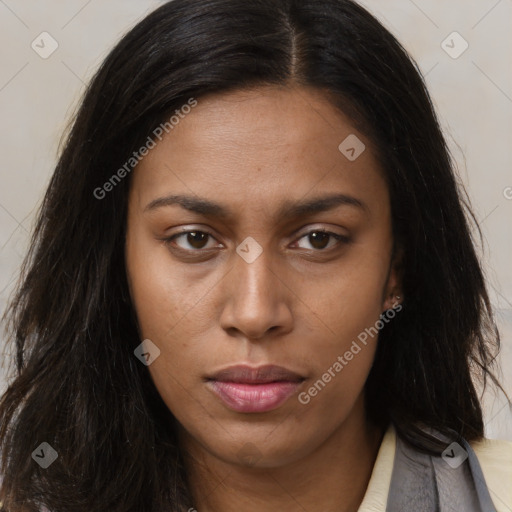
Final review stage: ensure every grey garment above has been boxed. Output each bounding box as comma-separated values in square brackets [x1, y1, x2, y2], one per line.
[386, 431, 497, 511]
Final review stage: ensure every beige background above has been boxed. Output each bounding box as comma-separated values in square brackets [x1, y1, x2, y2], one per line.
[0, 0, 511, 439]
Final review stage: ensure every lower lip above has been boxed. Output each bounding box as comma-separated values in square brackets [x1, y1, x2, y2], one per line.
[207, 380, 303, 413]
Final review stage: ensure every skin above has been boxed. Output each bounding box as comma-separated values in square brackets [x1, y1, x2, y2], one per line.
[125, 85, 402, 512]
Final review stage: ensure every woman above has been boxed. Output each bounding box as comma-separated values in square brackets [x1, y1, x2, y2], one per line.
[0, 0, 510, 511]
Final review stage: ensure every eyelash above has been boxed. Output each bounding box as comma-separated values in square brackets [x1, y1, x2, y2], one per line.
[162, 229, 350, 253]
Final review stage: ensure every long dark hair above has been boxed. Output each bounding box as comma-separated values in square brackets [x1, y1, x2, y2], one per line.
[0, 0, 504, 510]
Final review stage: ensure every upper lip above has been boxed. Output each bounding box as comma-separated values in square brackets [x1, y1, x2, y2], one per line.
[207, 364, 305, 384]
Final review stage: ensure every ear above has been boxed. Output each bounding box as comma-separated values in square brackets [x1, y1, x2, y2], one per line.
[382, 245, 403, 312]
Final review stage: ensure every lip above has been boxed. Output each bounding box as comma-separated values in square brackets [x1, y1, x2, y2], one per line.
[205, 364, 305, 413]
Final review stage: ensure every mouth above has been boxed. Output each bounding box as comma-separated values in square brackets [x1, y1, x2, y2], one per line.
[205, 364, 306, 413]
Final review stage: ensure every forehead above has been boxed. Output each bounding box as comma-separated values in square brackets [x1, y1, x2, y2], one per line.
[130, 85, 388, 220]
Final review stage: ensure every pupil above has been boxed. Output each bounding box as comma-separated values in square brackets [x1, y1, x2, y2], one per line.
[310, 232, 329, 249]
[188, 232, 208, 249]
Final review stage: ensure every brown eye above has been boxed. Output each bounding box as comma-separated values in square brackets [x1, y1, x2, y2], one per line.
[295, 230, 349, 251]
[308, 232, 330, 250]
[186, 232, 209, 249]
[168, 231, 217, 251]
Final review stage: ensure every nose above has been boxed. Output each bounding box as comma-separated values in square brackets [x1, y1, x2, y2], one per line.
[219, 246, 293, 341]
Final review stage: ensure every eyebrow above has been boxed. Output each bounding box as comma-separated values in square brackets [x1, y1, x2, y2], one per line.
[144, 193, 367, 219]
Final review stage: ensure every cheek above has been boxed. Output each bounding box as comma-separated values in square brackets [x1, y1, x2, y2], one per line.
[125, 227, 220, 414]
[126, 219, 212, 340]
[303, 241, 391, 343]
[294, 241, 391, 402]
[127, 273, 207, 425]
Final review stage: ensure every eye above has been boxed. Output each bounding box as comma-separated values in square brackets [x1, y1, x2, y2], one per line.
[166, 230, 220, 251]
[163, 228, 349, 254]
[294, 230, 349, 251]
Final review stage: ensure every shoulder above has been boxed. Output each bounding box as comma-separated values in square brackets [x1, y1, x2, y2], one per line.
[470, 437, 512, 512]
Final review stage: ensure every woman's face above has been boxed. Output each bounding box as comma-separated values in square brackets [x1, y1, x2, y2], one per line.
[126, 85, 400, 467]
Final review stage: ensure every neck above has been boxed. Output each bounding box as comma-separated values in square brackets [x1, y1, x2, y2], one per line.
[179, 395, 385, 512]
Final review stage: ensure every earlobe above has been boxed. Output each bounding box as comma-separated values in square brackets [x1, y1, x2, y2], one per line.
[382, 246, 404, 312]
[382, 292, 403, 313]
